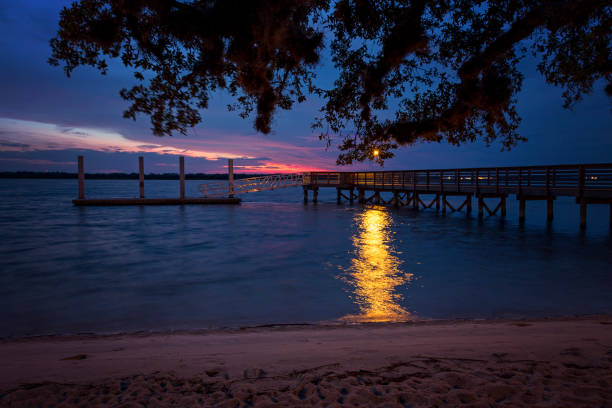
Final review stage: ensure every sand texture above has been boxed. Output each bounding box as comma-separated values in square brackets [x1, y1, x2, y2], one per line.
[1, 317, 611, 407]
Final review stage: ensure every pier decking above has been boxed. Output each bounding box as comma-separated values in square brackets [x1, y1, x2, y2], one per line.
[302, 164, 612, 228]
[72, 198, 240, 206]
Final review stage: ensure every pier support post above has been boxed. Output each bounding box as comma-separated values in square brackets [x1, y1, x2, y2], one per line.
[313, 188, 318, 203]
[519, 198, 526, 223]
[349, 189, 354, 204]
[435, 194, 440, 211]
[77, 155, 84, 199]
[466, 195, 472, 215]
[547, 198, 554, 222]
[337, 188, 341, 205]
[478, 196, 484, 218]
[610, 204, 612, 227]
[393, 191, 399, 207]
[413, 193, 418, 210]
[358, 189, 365, 204]
[580, 200, 587, 229]
[441, 195, 447, 214]
[228, 159, 234, 198]
[179, 156, 185, 199]
[303, 188, 308, 203]
[139, 156, 144, 198]
[501, 196, 506, 217]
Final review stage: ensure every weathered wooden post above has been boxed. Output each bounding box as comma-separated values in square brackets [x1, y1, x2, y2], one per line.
[78, 155, 84, 199]
[228, 159, 234, 198]
[478, 196, 484, 218]
[313, 187, 319, 203]
[337, 188, 342, 204]
[139, 156, 144, 198]
[501, 196, 506, 217]
[179, 156, 185, 200]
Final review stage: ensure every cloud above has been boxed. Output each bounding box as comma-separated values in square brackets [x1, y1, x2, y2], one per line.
[0, 140, 29, 149]
[0, 117, 254, 161]
[0, 117, 338, 173]
[0, 158, 75, 165]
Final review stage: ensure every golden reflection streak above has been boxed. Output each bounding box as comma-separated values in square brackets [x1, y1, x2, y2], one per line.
[341, 206, 414, 323]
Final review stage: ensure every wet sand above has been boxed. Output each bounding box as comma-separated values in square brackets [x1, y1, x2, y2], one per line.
[1, 316, 611, 407]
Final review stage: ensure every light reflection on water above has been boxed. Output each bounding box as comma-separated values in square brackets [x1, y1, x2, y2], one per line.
[341, 206, 414, 323]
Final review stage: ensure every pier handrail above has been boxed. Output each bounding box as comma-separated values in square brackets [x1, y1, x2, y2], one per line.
[199, 173, 304, 197]
[303, 163, 612, 197]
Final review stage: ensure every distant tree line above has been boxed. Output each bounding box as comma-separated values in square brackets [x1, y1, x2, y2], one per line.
[0, 172, 264, 180]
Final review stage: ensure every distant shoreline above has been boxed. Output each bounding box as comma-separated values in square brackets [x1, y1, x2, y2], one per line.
[0, 171, 265, 180]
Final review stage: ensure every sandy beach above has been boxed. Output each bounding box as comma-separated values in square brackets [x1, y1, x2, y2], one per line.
[1, 316, 611, 407]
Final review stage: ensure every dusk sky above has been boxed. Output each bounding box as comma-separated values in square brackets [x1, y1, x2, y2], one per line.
[1, 1, 610, 174]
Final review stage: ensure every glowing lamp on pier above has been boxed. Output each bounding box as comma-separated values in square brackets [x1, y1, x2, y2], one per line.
[373, 149, 380, 158]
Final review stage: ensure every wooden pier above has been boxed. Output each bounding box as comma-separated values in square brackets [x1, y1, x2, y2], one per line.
[302, 164, 612, 229]
[73, 156, 241, 206]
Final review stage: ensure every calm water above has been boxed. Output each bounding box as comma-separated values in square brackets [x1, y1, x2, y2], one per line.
[1, 178, 611, 337]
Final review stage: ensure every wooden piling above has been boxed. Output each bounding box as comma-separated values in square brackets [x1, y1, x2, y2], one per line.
[519, 198, 526, 223]
[337, 188, 341, 204]
[77, 155, 84, 199]
[580, 200, 587, 229]
[466, 195, 472, 215]
[478, 196, 484, 218]
[500, 196, 506, 217]
[228, 159, 234, 198]
[139, 156, 144, 198]
[547, 198, 554, 222]
[435, 194, 440, 211]
[303, 188, 308, 203]
[313, 188, 319, 203]
[179, 156, 185, 199]
[349, 189, 354, 204]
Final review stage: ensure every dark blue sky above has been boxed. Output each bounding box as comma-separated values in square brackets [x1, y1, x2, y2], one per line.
[0, 1, 610, 173]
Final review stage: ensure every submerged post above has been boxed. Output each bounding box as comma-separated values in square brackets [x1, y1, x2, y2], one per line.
[228, 159, 234, 198]
[179, 156, 185, 200]
[580, 200, 587, 229]
[139, 156, 144, 198]
[77, 155, 84, 199]
[547, 198, 554, 222]
[519, 198, 526, 223]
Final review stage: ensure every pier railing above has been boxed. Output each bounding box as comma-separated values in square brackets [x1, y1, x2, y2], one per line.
[303, 163, 612, 198]
[199, 173, 304, 197]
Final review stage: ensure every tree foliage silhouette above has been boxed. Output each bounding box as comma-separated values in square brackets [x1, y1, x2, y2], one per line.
[50, 0, 611, 165]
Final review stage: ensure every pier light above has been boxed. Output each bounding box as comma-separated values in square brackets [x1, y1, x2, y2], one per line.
[373, 149, 379, 157]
